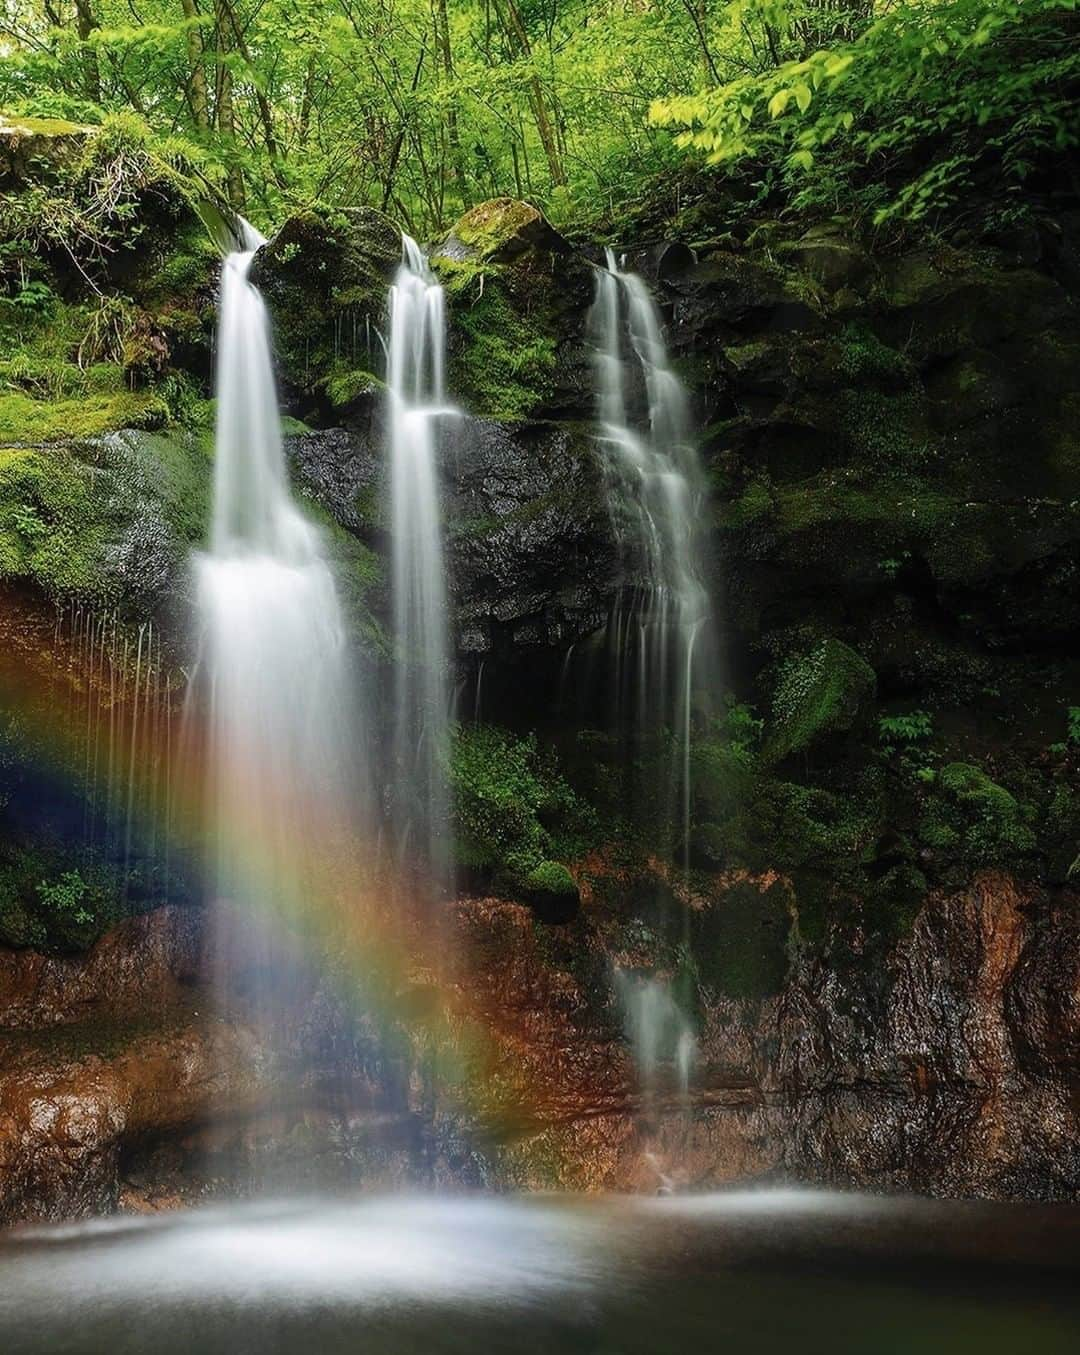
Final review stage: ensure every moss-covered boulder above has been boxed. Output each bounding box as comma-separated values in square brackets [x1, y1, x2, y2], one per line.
[249, 208, 401, 411]
[0, 429, 211, 611]
[765, 638, 876, 764]
[0, 113, 95, 186]
[436, 198, 570, 265]
[434, 199, 595, 422]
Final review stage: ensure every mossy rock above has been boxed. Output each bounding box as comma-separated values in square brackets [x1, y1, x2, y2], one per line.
[0, 112, 94, 185]
[512, 860, 579, 924]
[0, 389, 170, 445]
[442, 268, 558, 420]
[249, 208, 401, 403]
[917, 762, 1037, 869]
[765, 638, 876, 763]
[0, 428, 211, 608]
[435, 198, 569, 266]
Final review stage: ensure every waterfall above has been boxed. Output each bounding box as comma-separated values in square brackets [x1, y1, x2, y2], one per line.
[589, 249, 713, 864]
[616, 972, 697, 1105]
[388, 234, 452, 889]
[194, 218, 357, 1025]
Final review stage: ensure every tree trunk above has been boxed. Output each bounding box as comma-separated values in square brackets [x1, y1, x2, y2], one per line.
[180, 0, 211, 133]
[74, 0, 102, 104]
[214, 0, 245, 208]
[493, 0, 566, 187]
[435, 0, 468, 208]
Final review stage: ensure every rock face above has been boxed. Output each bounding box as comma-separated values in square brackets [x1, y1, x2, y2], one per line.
[0, 907, 267, 1225]
[446, 872, 1079, 1199]
[3, 874, 1073, 1223]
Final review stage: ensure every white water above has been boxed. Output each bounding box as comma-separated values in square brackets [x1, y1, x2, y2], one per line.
[590, 250, 713, 863]
[616, 971, 697, 1111]
[194, 219, 356, 1008]
[388, 235, 453, 887]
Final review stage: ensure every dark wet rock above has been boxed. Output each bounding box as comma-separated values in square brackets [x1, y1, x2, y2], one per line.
[449, 872, 1080, 1199]
[286, 416, 615, 658]
[778, 224, 875, 292]
[447, 418, 613, 656]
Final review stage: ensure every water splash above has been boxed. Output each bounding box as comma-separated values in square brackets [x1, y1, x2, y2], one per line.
[589, 250, 714, 866]
[388, 234, 453, 890]
[193, 218, 359, 1025]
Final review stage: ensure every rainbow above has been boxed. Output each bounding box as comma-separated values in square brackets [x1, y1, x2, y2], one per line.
[0, 581, 552, 1153]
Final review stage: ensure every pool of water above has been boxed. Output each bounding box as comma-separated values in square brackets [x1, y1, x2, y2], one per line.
[1, 1190, 1077, 1354]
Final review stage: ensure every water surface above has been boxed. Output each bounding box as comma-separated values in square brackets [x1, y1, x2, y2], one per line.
[1, 1191, 1077, 1354]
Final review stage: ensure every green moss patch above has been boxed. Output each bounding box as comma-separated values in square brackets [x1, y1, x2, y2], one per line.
[444, 269, 556, 420]
[449, 723, 595, 915]
[766, 638, 876, 763]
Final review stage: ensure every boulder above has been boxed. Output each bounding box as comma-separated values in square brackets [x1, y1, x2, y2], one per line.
[435, 198, 570, 265]
[250, 208, 401, 407]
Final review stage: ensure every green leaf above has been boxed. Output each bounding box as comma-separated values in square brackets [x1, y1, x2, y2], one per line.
[794, 84, 812, 113]
[768, 89, 792, 119]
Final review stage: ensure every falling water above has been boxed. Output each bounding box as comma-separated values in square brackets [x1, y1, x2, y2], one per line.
[388, 235, 452, 889]
[193, 219, 357, 1025]
[615, 969, 697, 1138]
[590, 250, 713, 864]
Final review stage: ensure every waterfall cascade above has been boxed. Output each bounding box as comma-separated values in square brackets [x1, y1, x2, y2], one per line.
[589, 250, 714, 864]
[194, 219, 357, 1021]
[616, 971, 697, 1108]
[388, 235, 453, 888]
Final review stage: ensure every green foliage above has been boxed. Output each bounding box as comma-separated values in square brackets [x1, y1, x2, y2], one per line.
[879, 709, 933, 747]
[36, 870, 94, 926]
[652, 0, 1080, 230]
[448, 722, 594, 901]
[1068, 706, 1080, 744]
[0, 846, 117, 951]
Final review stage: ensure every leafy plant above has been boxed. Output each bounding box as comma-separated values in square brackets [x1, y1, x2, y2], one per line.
[35, 870, 94, 925]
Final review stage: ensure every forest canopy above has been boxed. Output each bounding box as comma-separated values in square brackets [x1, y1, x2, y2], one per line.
[1, 0, 1079, 236]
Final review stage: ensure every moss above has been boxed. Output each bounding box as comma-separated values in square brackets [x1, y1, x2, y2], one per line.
[765, 638, 876, 763]
[325, 363, 381, 409]
[0, 113, 91, 138]
[448, 723, 594, 907]
[0, 427, 211, 603]
[692, 878, 793, 1002]
[447, 275, 556, 420]
[438, 198, 562, 265]
[249, 208, 400, 398]
[522, 860, 576, 897]
[719, 477, 773, 528]
[0, 388, 169, 444]
[835, 323, 913, 384]
[918, 762, 1037, 864]
[839, 386, 937, 472]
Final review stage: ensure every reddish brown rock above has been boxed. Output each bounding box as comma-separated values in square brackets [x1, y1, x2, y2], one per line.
[0, 906, 203, 1031]
[0, 1015, 267, 1226]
